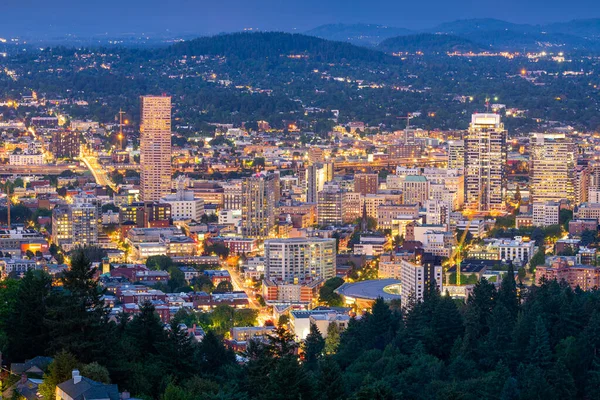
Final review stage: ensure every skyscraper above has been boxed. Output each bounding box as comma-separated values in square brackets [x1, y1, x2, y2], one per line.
[306, 162, 334, 203]
[464, 113, 507, 212]
[447, 140, 465, 170]
[264, 238, 336, 284]
[241, 173, 277, 238]
[530, 133, 575, 203]
[140, 95, 172, 202]
[317, 182, 344, 226]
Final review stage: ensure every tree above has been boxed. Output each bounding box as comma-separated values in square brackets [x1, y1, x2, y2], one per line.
[580, 229, 598, 247]
[529, 246, 546, 273]
[267, 326, 298, 358]
[302, 323, 325, 368]
[319, 277, 344, 306]
[146, 255, 174, 271]
[81, 362, 111, 384]
[38, 351, 79, 400]
[46, 251, 109, 362]
[214, 280, 234, 293]
[5, 270, 52, 361]
[325, 322, 341, 355]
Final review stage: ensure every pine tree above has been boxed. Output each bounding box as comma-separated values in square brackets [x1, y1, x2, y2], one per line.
[325, 322, 341, 355]
[45, 251, 109, 362]
[528, 316, 552, 368]
[124, 301, 167, 359]
[302, 323, 325, 368]
[38, 351, 79, 400]
[497, 262, 519, 320]
[267, 325, 297, 358]
[5, 270, 52, 361]
[262, 355, 315, 400]
[318, 358, 346, 400]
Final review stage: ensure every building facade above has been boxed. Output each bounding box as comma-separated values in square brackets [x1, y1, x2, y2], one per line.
[140, 95, 172, 202]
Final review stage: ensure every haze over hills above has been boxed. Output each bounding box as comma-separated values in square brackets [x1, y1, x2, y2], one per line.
[305, 18, 600, 51]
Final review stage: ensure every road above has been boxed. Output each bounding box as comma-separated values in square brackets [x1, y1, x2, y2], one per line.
[80, 155, 118, 192]
[223, 263, 263, 310]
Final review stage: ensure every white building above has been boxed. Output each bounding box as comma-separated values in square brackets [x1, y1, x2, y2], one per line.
[353, 235, 386, 257]
[264, 238, 336, 284]
[161, 179, 205, 221]
[9, 153, 44, 166]
[532, 201, 560, 227]
[400, 259, 443, 308]
[218, 209, 242, 226]
[493, 236, 535, 266]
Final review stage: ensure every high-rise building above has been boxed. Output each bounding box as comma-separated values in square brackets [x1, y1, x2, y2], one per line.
[52, 199, 99, 251]
[264, 238, 336, 284]
[317, 182, 344, 226]
[306, 162, 334, 203]
[241, 173, 277, 238]
[530, 133, 575, 203]
[464, 113, 507, 212]
[400, 254, 443, 308]
[447, 140, 465, 170]
[50, 130, 80, 159]
[354, 173, 379, 195]
[222, 180, 243, 210]
[140, 96, 172, 202]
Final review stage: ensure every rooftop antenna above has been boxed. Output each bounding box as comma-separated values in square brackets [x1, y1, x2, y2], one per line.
[485, 97, 491, 113]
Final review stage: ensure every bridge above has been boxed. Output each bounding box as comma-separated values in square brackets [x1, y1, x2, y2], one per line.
[0, 164, 87, 175]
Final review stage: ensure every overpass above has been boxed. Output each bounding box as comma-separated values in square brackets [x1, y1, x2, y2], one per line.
[0, 164, 87, 175]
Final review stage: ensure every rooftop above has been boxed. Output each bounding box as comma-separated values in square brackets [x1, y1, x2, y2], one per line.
[335, 279, 402, 301]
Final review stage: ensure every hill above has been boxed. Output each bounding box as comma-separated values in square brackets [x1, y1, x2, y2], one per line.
[164, 31, 392, 63]
[544, 18, 600, 39]
[428, 18, 538, 35]
[378, 33, 484, 53]
[464, 29, 600, 52]
[305, 23, 413, 46]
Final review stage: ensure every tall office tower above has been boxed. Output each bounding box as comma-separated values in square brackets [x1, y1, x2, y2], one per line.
[241, 173, 277, 238]
[264, 238, 336, 284]
[447, 140, 465, 170]
[222, 180, 243, 210]
[400, 254, 443, 308]
[464, 113, 507, 212]
[530, 133, 576, 203]
[317, 182, 344, 226]
[343, 191, 362, 223]
[140, 95, 172, 202]
[306, 162, 334, 203]
[354, 173, 379, 195]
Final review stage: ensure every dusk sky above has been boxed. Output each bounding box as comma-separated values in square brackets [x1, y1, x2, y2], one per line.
[3, 0, 600, 37]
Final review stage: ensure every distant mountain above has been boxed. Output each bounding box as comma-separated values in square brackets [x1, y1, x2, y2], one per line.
[304, 23, 414, 46]
[164, 31, 393, 63]
[464, 29, 600, 51]
[378, 33, 484, 54]
[428, 18, 539, 35]
[543, 18, 600, 39]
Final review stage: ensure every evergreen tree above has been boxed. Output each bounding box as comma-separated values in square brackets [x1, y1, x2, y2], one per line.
[262, 355, 315, 400]
[267, 325, 297, 358]
[38, 351, 79, 400]
[317, 358, 346, 400]
[302, 323, 325, 368]
[497, 262, 519, 320]
[528, 316, 552, 368]
[5, 270, 52, 361]
[45, 251, 109, 362]
[325, 322, 341, 355]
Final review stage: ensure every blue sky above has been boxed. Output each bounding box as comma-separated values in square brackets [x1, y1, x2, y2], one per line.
[3, 0, 599, 37]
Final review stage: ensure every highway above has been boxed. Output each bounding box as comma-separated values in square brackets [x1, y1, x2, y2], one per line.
[80, 155, 118, 192]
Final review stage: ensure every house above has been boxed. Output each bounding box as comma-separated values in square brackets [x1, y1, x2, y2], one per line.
[8, 374, 43, 400]
[11, 356, 53, 375]
[56, 370, 120, 400]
